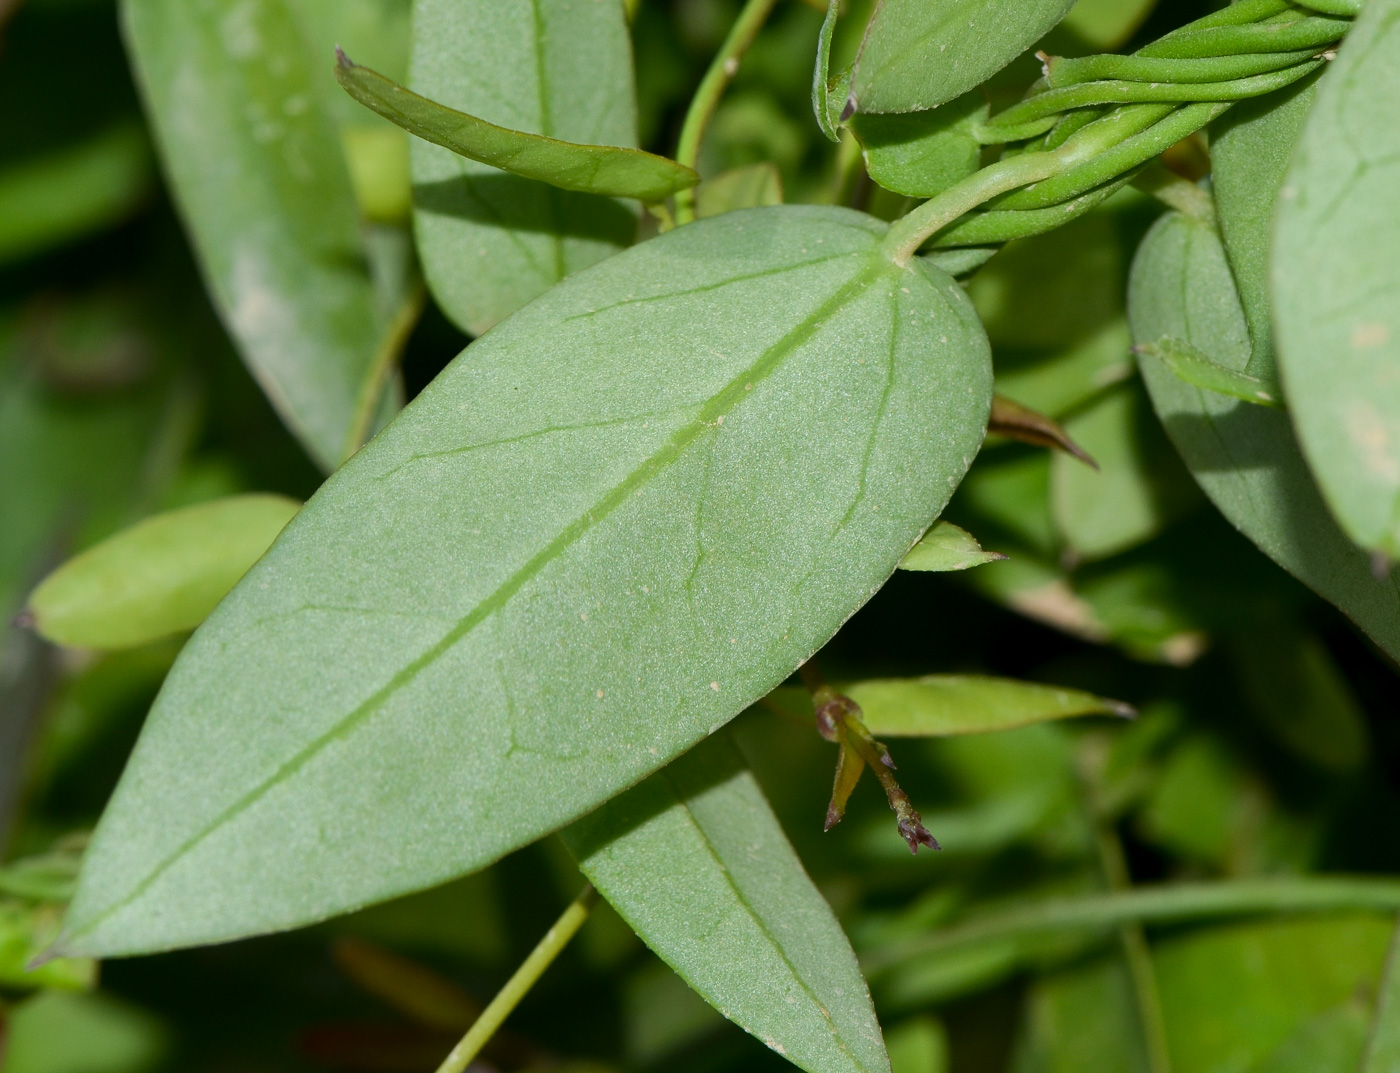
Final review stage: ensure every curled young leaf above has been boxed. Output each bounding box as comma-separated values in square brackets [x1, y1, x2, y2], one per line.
[335, 53, 697, 202]
[988, 394, 1097, 468]
[60, 206, 991, 958]
[27, 495, 300, 651]
[564, 734, 891, 1073]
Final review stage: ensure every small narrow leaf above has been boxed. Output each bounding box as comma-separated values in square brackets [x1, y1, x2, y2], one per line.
[27, 495, 300, 651]
[846, 675, 1133, 737]
[1129, 209, 1400, 663]
[851, 94, 985, 199]
[812, 0, 844, 140]
[336, 54, 696, 202]
[1273, 0, 1400, 556]
[61, 206, 992, 958]
[563, 734, 891, 1073]
[850, 0, 1079, 115]
[1135, 337, 1281, 407]
[695, 163, 783, 219]
[900, 521, 1006, 572]
[409, 0, 644, 335]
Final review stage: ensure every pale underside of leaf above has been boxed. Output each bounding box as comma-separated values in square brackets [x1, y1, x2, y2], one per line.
[1129, 210, 1400, 663]
[61, 206, 991, 958]
[1273, 0, 1400, 555]
[563, 733, 890, 1073]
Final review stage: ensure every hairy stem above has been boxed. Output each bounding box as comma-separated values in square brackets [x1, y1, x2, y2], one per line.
[434, 884, 597, 1073]
[673, 0, 778, 225]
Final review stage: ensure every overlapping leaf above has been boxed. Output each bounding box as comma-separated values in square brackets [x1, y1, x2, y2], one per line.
[61, 206, 992, 957]
[564, 734, 890, 1073]
[1274, 0, 1400, 556]
[409, 0, 641, 335]
[1128, 209, 1400, 662]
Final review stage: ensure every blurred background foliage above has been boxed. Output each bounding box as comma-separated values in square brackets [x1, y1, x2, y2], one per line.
[3, 0, 1400, 1071]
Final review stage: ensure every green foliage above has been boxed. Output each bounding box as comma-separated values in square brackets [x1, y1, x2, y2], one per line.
[8, 1, 1400, 1070]
[1274, 0, 1400, 556]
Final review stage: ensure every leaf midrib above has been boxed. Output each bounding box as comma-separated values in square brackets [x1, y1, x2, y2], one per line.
[69, 249, 898, 946]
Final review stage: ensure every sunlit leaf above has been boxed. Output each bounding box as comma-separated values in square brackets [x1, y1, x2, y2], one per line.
[409, 0, 643, 335]
[1274, 1, 1400, 556]
[60, 206, 991, 958]
[27, 494, 299, 650]
[121, 0, 408, 469]
[564, 733, 891, 1073]
[846, 675, 1132, 737]
[1128, 208, 1400, 663]
[900, 521, 1005, 572]
[849, 0, 1079, 114]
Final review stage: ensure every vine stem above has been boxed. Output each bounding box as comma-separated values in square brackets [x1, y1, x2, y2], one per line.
[340, 279, 426, 464]
[672, 0, 779, 225]
[433, 884, 598, 1073]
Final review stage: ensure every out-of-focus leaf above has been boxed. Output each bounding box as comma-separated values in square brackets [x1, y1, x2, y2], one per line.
[1128, 209, 1400, 663]
[60, 207, 991, 958]
[336, 55, 696, 201]
[989, 394, 1096, 467]
[1138, 735, 1254, 868]
[27, 494, 300, 650]
[0, 122, 152, 266]
[342, 124, 412, 224]
[1059, 0, 1157, 50]
[885, 1017, 948, 1073]
[409, 0, 641, 335]
[0, 902, 96, 991]
[1253, 1002, 1370, 1073]
[850, 93, 984, 198]
[994, 320, 1134, 420]
[695, 163, 783, 219]
[1156, 915, 1393, 1073]
[844, 675, 1132, 737]
[956, 451, 1058, 559]
[623, 959, 725, 1066]
[1363, 923, 1400, 1073]
[848, 0, 1078, 114]
[563, 734, 891, 1073]
[1233, 623, 1368, 774]
[1050, 382, 1199, 561]
[1210, 72, 1319, 391]
[900, 521, 1005, 572]
[333, 872, 506, 966]
[3, 990, 167, 1073]
[331, 936, 476, 1031]
[1273, 0, 1400, 556]
[1135, 337, 1281, 407]
[121, 0, 405, 470]
[1011, 957, 1145, 1073]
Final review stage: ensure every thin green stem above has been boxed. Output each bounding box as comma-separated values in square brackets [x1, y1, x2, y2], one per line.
[672, 0, 778, 225]
[1137, 14, 1347, 59]
[341, 279, 426, 463]
[861, 877, 1400, 975]
[433, 884, 597, 1073]
[1047, 47, 1320, 87]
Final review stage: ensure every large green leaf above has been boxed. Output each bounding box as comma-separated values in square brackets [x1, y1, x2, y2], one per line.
[1210, 72, 1320, 391]
[121, 0, 408, 471]
[1128, 209, 1400, 663]
[849, 0, 1078, 115]
[563, 733, 890, 1073]
[60, 206, 992, 957]
[1273, 0, 1400, 556]
[27, 494, 301, 650]
[409, 0, 640, 336]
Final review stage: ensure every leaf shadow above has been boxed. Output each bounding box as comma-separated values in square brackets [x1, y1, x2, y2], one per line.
[413, 174, 637, 245]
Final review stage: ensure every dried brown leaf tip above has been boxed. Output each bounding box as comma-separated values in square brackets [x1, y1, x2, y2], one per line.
[988, 394, 1097, 469]
[804, 664, 940, 854]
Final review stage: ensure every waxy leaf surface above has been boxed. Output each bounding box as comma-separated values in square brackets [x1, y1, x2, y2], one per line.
[1273, 0, 1400, 556]
[563, 734, 889, 1073]
[121, 0, 402, 470]
[28, 495, 300, 651]
[850, 0, 1078, 115]
[62, 206, 992, 957]
[409, 0, 640, 336]
[1129, 210, 1400, 662]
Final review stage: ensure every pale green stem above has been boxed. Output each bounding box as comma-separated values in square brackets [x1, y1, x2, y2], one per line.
[862, 877, 1400, 975]
[340, 280, 425, 464]
[433, 884, 597, 1073]
[672, 0, 779, 225]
